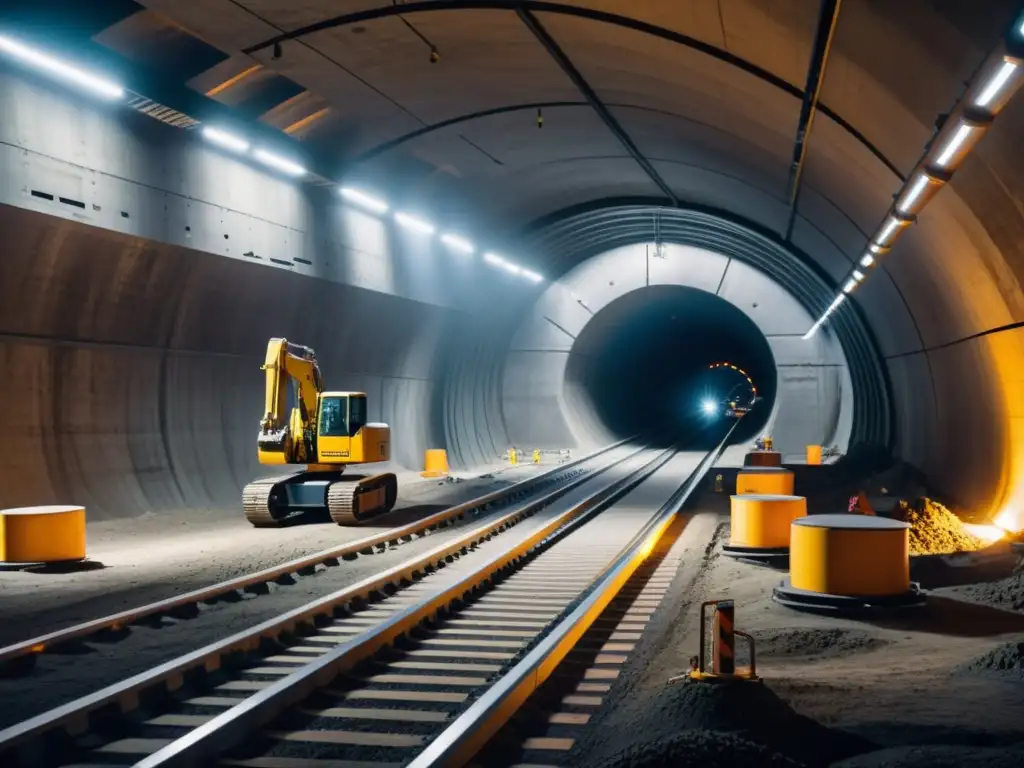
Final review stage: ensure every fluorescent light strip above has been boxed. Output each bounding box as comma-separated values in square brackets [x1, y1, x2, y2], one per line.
[483, 252, 505, 267]
[897, 175, 930, 214]
[0, 35, 124, 100]
[521, 269, 543, 283]
[935, 123, 973, 167]
[975, 60, 1018, 108]
[252, 148, 306, 177]
[500, 260, 522, 276]
[860, 253, 875, 268]
[852, 270, 864, 281]
[340, 187, 388, 214]
[876, 217, 900, 246]
[395, 212, 435, 234]
[843, 279, 857, 294]
[202, 126, 249, 153]
[440, 233, 474, 253]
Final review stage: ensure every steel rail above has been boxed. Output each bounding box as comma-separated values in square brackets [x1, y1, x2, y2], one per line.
[0, 440, 648, 764]
[0, 437, 632, 675]
[127, 444, 678, 767]
[410, 422, 739, 767]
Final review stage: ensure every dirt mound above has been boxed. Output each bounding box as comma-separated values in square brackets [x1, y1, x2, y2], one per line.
[950, 568, 1024, 612]
[895, 497, 985, 555]
[832, 744, 1024, 768]
[750, 628, 888, 659]
[957, 640, 1024, 678]
[576, 679, 873, 768]
[588, 728, 800, 768]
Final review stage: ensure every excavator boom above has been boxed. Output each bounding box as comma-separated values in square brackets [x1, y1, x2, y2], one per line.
[257, 338, 323, 464]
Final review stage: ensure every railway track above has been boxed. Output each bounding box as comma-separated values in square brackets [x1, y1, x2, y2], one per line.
[0, 439, 630, 679]
[0, 430, 731, 767]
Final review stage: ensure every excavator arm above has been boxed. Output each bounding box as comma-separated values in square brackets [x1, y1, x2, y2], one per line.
[257, 337, 323, 464]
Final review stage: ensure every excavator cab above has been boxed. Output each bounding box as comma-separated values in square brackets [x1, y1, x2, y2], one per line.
[315, 392, 389, 464]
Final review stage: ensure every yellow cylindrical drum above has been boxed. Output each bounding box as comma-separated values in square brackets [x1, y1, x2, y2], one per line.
[422, 449, 450, 477]
[730, 494, 807, 549]
[790, 515, 909, 596]
[0, 505, 86, 563]
[806, 445, 822, 465]
[736, 468, 794, 495]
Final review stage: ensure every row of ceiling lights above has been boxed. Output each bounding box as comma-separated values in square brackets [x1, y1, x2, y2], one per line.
[803, 14, 1024, 340]
[0, 32, 545, 286]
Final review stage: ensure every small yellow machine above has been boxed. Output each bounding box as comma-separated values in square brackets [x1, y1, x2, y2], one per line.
[242, 338, 398, 527]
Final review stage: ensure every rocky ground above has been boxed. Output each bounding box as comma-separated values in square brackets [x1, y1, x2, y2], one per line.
[567, 474, 1024, 768]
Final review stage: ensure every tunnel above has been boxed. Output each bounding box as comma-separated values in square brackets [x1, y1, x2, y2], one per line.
[562, 284, 778, 448]
[0, 0, 1023, 533]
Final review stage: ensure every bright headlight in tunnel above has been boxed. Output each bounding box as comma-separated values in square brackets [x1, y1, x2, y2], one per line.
[341, 187, 388, 214]
[701, 399, 718, 416]
[0, 35, 124, 100]
[252, 148, 306, 177]
[202, 126, 250, 153]
[395, 211, 435, 235]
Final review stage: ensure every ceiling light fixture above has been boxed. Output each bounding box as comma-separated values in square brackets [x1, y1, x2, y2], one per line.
[897, 175, 931, 214]
[252, 148, 306, 177]
[934, 122, 974, 167]
[860, 253, 875, 268]
[975, 60, 1018, 108]
[0, 34, 124, 100]
[340, 187, 388, 214]
[521, 269, 544, 283]
[202, 126, 250, 153]
[395, 211, 435, 235]
[440, 233, 474, 253]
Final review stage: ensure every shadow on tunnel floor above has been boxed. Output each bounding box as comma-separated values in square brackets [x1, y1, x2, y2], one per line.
[857, 595, 1024, 638]
[0, 559, 108, 575]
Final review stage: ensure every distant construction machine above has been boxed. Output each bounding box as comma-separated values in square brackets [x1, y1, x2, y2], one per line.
[242, 338, 398, 527]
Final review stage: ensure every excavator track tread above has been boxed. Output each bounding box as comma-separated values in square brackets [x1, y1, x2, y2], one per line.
[243, 473, 303, 528]
[328, 472, 399, 525]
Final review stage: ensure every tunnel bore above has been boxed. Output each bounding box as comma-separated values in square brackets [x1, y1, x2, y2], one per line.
[565, 284, 776, 449]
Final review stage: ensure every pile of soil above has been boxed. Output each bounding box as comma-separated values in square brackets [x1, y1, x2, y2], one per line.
[832, 744, 1024, 768]
[588, 729, 800, 768]
[957, 640, 1024, 678]
[895, 497, 985, 555]
[950, 564, 1024, 612]
[750, 628, 888, 659]
[579, 679, 873, 768]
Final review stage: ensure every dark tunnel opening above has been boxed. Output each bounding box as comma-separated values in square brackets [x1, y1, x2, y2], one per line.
[565, 285, 777, 449]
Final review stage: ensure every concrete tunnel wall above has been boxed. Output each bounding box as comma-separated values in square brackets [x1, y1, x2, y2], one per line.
[5, 0, 1024, 527]
[501, 242, 854, 458]
[0, 67, 532, 520]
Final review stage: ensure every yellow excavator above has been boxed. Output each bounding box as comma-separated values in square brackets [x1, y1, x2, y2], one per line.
[242, 338, 398, 527]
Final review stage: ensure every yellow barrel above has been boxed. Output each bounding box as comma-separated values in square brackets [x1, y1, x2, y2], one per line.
[790, 514, 910, 596]
[421, 449, 450, 478]
[806, 445, 822, 465]
[746, 451, 782, 467]
[730, 494, 807, 549]
[736, 467, 794, 495]
[0, 505, 86, 563]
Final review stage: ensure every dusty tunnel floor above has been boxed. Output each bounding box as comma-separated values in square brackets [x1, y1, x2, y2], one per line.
[567, 494, 1024, 768]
